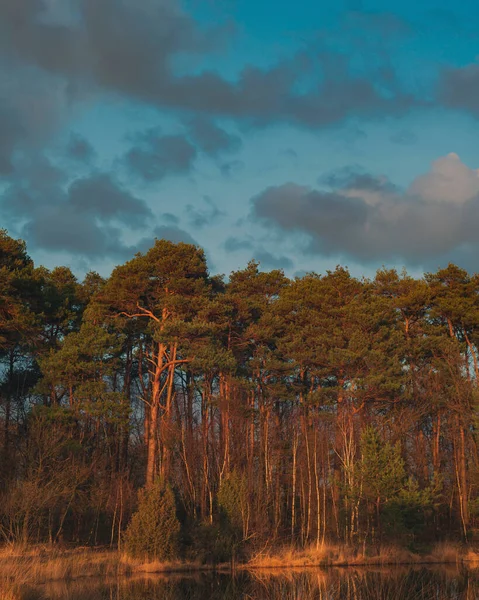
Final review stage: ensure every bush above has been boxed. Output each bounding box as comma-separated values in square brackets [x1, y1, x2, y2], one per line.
[124, 479, 180, 560]
[218, 470, 247, 537]
[187, 521, 237, 564]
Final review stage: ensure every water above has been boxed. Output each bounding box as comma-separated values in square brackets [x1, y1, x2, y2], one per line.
[33, 567, 479, 599]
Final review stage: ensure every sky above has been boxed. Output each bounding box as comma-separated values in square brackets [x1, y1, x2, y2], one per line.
[2, 0, 479, 280]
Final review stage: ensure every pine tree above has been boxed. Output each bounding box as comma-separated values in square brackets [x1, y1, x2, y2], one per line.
[124, 479, 180, 560]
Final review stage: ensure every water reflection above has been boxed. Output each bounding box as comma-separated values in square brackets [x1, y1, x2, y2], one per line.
[37, 567, 479, 600]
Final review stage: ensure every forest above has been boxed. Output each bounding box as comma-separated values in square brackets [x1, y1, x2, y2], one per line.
[1, 228, 479, 561]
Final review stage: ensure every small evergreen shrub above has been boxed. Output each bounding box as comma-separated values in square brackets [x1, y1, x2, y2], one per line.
[218, 470, 247, 535]
[124, 479, 180, 561]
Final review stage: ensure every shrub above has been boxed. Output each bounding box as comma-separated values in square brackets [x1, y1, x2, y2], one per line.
[218, 470, 248, 536]
[124, 479, 180, 561]
[187, 521, 236, 564]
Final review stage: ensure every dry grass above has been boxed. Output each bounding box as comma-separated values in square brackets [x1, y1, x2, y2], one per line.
[0, 545, 225, 588]
[245, 541, 467, 569]
[0, 540, 472, 591]
[0, 583, 44, 600]
[426, 542, 462, 564]
[0, 546, 126, 587]
[119, 554, 217, 574]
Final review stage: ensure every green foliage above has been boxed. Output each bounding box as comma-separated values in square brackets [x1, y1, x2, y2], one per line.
[359, 426, 406, 504]
[382, 477, 441, 543]
[2, 229, 479, 552]
[187, 521, 237, 564]
[124, 480, 180, 561]
[218, 470, 247, 534]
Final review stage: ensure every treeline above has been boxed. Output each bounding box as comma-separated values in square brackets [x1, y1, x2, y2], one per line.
[1, 229, 479, 557]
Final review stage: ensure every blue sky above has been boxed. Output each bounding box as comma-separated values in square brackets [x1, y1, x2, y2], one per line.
[2, 0, 479, 280]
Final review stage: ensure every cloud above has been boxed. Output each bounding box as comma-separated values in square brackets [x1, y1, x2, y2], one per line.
[187, 117, 241, 157]
[0, 1, 418, 129]
[24, 211, 129, 258]
[220, 160, 244, 177]
[123, 127, 197, 182]
[251, 153, 479, 267]
[137, 225, 198, 253]
[440, 64, 479, 115]
[254, 248, 294, 271]
[68, 173, 153, 226]
[2, 168, 153, 258]
[224, 236, 254, 252]
[0, 65, 73, 176]
[66, 133, 96, 163]
[153, 225, 198, 245]
[186, 196, 223, 228]
[0, 103, 24, 175]
[161, 212, 180, 225]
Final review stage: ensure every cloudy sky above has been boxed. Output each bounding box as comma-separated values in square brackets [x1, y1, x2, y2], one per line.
[2, 0, 479, 278]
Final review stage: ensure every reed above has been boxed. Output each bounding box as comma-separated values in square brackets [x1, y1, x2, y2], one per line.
[0, 540, 472, 590]
[246, 541, 467, 569]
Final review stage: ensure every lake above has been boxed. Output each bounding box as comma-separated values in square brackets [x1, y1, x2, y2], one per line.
[30, 567, 479, 599]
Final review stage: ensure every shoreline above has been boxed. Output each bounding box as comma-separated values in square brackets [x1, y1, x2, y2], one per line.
[1, 543, 479, 586]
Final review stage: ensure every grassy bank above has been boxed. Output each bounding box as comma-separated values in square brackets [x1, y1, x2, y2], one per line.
[245, 542, 475, 569]
[0, 542, 478, 590]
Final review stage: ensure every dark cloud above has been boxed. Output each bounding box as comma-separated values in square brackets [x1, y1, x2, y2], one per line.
[124, 128, 197, 182]
[320, 165, 397, 194]
[0, 104, 24, 175]
[440, 64, 479, 115]
[153, 225, 198, 245]
[135, 223, 198, 253]
[161, 212, 180, 225]
[0, 64, 70, 177]
[220, 160, 244, 177]
[224, 236, 254, 252]
[135, 223, 198, 254]
[66, 133, 96, 163]
[186, 196, 223, 228]
[2, 167, 152, 258]
[254, 248, 294, 271]
[187, 117, 241, 157]
[251, 153, 479, 267]
[24, 211, 129, 258]
[0, 1, 418, 129]
[68, 173, 153, 226]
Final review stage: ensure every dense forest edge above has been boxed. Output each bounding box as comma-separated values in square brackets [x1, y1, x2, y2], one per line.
[3, 227, 479, 577]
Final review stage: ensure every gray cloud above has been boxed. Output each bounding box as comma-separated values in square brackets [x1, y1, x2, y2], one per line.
[220, 160, 244, 177]
[251, 153, 479, 267]
[320, 166, 398, 193]
[254, 248, 294, 271]
[66, 133, 96, 163]
[440, 64, 479, 115]
[124, 128, 197, 182]
[161, 212, 180, 225]
[224, 236, 254, 252]
[68, 173, 153, 226]
[153, 225, 198, 245]
[186, 196, 223, 228]
[187, 117, 241, 157]
[2, 167, 152, 258]
[24, 211, 129, 258]
[0, 104, 24, 175]
[0, 1, 418, 129]
[0, 64, 72, 176]
[137, 225, 198, 253]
